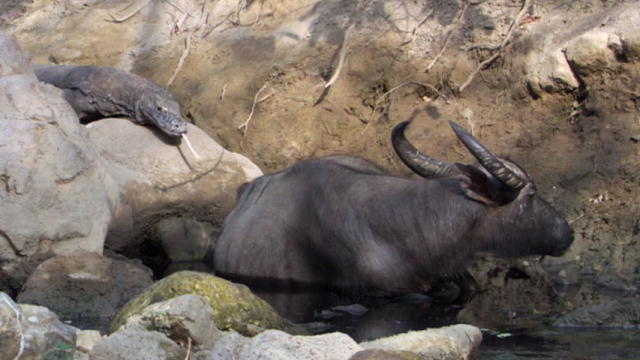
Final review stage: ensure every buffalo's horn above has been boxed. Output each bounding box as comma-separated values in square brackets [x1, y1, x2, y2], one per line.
[392, 121, 456, 178]
[449, 121, 528, 190]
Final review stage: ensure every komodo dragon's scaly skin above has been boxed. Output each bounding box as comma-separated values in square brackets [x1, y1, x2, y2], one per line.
[34, 64, 188, 137]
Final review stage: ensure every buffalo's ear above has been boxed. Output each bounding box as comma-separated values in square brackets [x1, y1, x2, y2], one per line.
[454, 164, 499, 206]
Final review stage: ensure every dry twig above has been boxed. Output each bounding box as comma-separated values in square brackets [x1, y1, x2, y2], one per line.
[238, 84, 272, 136]
[401, 10, 433, 46]
[457, 0, 532, 93]
[107, 0, 152, 23]
[424, 1, 470, 72]
[167, 33, 193, 87]
[324, 23, 354, 89]
[364, 79, 446, 134]
[220, 83, 228, 101]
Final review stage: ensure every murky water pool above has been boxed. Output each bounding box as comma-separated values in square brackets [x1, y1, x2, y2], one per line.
[71, 284, 640, 359]
[478, 329, 640, 360]
[255, 288, 640, 359]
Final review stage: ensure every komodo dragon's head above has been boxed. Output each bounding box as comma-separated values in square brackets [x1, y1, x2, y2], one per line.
[136, 91, 188, 137]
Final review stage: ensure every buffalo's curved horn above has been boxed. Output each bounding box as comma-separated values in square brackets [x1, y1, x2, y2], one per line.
[449, 121, 528, 190]
[392, 121, 456, 178]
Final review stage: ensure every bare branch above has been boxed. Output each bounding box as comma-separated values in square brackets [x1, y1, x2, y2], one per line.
[238, 84, 272, 136]
[324, 23, 354, 89]
[367, 79, 446, 127]
[220, 83, 228, 101]
[106, 0, 152, 23]
[400, 10, 433, 46]
[167, 33, 193, 87]
[424, 1, 470, 72]
[458, 0, 533, 93]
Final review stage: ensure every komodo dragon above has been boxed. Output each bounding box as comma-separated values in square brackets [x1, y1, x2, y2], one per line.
[34, 64, 188, 137]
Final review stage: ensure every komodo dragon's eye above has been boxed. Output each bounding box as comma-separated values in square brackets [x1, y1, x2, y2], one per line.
[157, 106, 168, 112]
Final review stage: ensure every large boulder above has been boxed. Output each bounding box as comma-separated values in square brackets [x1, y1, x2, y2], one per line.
[89, 118, 262, 252]
[16, 250, 153, 322]
[0, 32, 119, 293]
[111, 271, 300, 336]
[0, 31, 262, 292]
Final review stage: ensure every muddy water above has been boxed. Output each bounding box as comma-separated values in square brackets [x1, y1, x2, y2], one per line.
[255, 288, 640, 359]
[478, 329, 640, 360]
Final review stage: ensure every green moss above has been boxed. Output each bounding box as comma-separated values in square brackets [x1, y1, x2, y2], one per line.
[110, 271, 299, 336]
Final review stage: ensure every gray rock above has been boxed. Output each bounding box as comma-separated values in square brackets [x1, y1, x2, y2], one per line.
[121, 294, 225, 350]
[349, 349, 422, 360]
[153, 217, 216, 262]
[89, 323, 186, 360]
[360, 324, 482, 360]
[553, 298, 640, 328]
[75, 330, 105, 354]
[527, 48, 580, 95]
[0, 31, 119, 291]
[564, 30, 621, 77]
[205, 330, 362, 360]
[88, 118, 262, 252]
[331, 304, 369, 317]
[0, 292, 78, 360]
[17, 250, 153, 322]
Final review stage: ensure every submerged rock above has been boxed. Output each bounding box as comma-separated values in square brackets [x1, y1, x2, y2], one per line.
[111, 271, 299, 336]
[17, 250, 153, 322]
[553, 298, 640, 328]
[349, 349, 423, 360]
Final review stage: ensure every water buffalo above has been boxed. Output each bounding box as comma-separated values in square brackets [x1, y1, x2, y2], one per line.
[214, 121, 574, 294]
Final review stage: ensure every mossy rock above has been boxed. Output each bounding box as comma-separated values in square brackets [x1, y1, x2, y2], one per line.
[110, 271, 300, 336]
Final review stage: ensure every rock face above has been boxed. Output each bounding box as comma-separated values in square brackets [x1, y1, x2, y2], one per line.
[16, 250, 153, 322]
[0, 31, 262, 293]
[0, 32, 118, 293]
[111, 271, 299, 336]
[0, 292, 78, 360]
